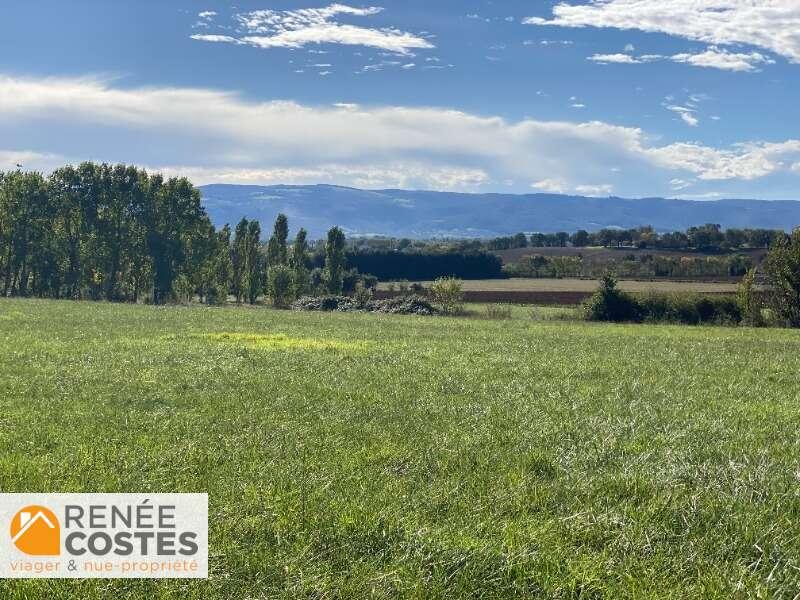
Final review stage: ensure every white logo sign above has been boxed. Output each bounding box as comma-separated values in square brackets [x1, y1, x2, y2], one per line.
[0, 494, 207, 579]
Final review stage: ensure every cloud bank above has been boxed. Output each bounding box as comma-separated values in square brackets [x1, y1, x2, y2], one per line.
[1, 75, 799, 195]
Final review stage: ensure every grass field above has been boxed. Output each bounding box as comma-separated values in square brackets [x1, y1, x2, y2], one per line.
[1, 299, 799, 598]
[379, 278, 741, 294]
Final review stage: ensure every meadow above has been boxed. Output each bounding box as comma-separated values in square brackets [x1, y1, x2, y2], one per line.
[1, 299, 799, 598]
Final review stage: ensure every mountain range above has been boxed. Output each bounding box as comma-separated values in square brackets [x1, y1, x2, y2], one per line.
[199, 184, 800, 239]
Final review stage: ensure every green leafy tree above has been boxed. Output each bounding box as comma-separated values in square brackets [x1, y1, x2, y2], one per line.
[145, 175, 207, 304]
[0, 162, 214, 304]
[268, 264, 293, 308]
[267, 214, 289, 267]
[737, 268, 764, 327]
[244, 220, 263, 304]
[211, 224, 233, 304]
[231, 218, 248, 303]
[0, 171, 50, 297]
[290, 228, 310, 297]
[324, 226, 347, 294]
[763, 229, 800, 327]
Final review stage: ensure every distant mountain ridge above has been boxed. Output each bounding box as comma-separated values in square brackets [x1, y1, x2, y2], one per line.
[199, 184, 800, 239]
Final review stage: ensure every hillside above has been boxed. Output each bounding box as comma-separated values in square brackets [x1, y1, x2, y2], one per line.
[199, 184, 800, 239]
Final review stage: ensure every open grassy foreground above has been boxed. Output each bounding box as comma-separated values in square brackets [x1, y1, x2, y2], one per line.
[1, 299, 800, 598]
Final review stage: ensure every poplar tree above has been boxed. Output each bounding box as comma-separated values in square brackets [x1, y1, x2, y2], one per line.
[290, 228, 310, 297]
[324, 226, 346, 295]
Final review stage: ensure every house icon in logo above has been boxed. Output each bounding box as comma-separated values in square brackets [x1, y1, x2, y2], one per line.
[10, 505, 60, 556]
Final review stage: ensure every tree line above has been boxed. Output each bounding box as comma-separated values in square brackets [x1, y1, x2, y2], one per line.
[583, 228, 800, 328]
[504, 252, 755, 280]
[0, 163, 349, 305]
[486, 224, 784, 252]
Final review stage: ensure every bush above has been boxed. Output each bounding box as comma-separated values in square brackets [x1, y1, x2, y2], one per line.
[291, 294, 436, 316]
[291, 295, 354, 312]
[352, 282, 373, 309]
[430, 277, 464, 315]
[584, 274, 642, 323]
[485, 304, 513, 320]
[638, 293, 741, 325]
[371, 295, 436, 315]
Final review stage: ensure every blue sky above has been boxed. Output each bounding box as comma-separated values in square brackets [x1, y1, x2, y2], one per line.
[2, 0, 799, 199]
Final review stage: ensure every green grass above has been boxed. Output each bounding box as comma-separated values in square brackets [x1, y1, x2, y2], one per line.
[1, 298, 799, 598]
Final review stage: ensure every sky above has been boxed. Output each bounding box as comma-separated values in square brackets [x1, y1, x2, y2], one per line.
[1, 0, 800, 199]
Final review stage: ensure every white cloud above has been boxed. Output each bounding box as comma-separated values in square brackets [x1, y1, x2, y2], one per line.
[649, 141, 800, 180]
[589, 46, 775, 72]
[532, 179, 612, 196]
[669, 178, 693, 190]
[525, 0, 798, 62]
[588, 53, 645, 64]
[191, 4, 433, 55]
[191, 35, 240, 44]
[665, 105, 699, 127]
[575, 183, 613, 196]
[671, 47, 775, 72]
[532, 178, 568, 193]
[1, 75, 799, 193]
[154, 164, 489, 189]
[198, 11, 217, 20]
[537, 39, 574, 46]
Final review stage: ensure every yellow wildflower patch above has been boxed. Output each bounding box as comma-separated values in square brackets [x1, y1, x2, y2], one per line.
[204, 332, 367, 352]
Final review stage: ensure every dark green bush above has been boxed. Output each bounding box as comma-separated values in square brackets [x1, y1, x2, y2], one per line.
[638, 293, 741, 325]
[584, 274, 642, 323]
[585, 275, 742, 325]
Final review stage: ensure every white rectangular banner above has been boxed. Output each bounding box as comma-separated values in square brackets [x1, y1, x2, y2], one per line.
[0, 493, 208, 579]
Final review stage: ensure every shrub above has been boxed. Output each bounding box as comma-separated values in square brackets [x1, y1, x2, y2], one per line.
[638, 293, 741, 325]
[371, 295, 436, 315]
[485, 304, 513, 320]
[430, 277, 464, 315]
[584, 273, 642, 323]
[292, 295, 351, 312]
[352, 282, 374, 309]
[291, 294, 436, 316]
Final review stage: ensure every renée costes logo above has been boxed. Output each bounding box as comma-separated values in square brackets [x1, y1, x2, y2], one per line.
[0, 494, 208, 579]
